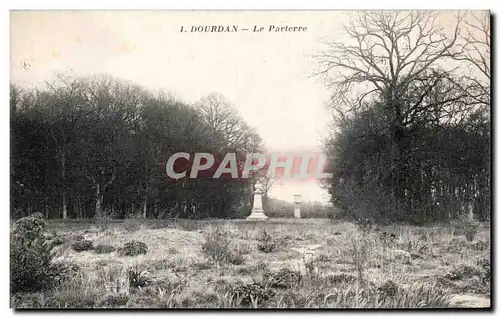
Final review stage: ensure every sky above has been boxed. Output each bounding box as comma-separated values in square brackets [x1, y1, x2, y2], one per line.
[10, 11, 479, 203]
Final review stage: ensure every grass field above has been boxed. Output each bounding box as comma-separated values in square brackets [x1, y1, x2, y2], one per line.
[11, 218, 491, 308]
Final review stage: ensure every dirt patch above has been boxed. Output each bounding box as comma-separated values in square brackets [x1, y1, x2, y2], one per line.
[450, 295, 490, 308]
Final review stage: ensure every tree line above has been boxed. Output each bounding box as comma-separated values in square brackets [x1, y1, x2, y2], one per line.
[317, 11, 491, 223]
[10, 76, 263, 220]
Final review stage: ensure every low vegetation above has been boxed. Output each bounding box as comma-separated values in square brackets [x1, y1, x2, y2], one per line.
[10, 216, 490, 309]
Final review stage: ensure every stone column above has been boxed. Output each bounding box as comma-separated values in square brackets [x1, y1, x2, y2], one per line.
[294, 194, 301, 219]
[246, 181, 268, 220]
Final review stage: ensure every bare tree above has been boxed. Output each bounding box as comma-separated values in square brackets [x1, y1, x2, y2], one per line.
[314, 11, 468, 125]
[258, 174, 281, 199]
[452, 11, 490, 107]
[314, 11, 479, 207]
[197, 93, 261, 152]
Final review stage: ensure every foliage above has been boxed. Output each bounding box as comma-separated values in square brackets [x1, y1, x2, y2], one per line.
[71, 239, 94, 252]
[127, 266, 152, 288]
[94, 244, 116, 254]
[257, 229, 278, 253]
[443, 265, 483, 281]
[10, 213, 54, 293]
[118, 241, 148, 256]
[47, 261, 81, 287]
[264, 268, 302, 289]
[231, 283, 275, 306]
[201, 228, 244, 265]
[11, 76, 262, 221]
[317, 12, 490, 224]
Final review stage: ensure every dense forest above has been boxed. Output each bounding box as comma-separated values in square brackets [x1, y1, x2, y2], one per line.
[318, 12, 491, 223]
[10, 76, 263, 220]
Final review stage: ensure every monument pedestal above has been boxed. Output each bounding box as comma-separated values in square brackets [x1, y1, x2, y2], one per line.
[294, 205, 301, 219]
[246, 191, 268, 220]
[293, 194, 301, 219]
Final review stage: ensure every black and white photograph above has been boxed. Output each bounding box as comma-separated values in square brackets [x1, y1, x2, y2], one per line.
[9, 8, 492, 309]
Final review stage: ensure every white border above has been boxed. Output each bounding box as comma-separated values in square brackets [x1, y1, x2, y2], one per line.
[2, 1, 498, 317]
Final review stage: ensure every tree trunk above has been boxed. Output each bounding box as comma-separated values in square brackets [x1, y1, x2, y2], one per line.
[62, 191, 68, 219]
[61, 152, 68, 219]
[468, 202, 474, 221]
[95, 183, 103, 218]
[77, 197, 82, 219]
[142, 195, 147, 219]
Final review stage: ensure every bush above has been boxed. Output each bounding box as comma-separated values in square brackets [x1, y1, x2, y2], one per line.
[378, 280, 399, 297]
[47, 261, 81, 287]
[443, 265, 483, 281]
[118, 241, 148, 256]
[257, 230, 278, 253]
[201, 228, 243, 265]
[52, 236, 65, 247]
[257, 241, 276, 253]
[477, 258, 490, 282]
[71, 239, 94, 252]
[231, 283, 275, 306]
[264, 268, 302, 289]
[127, 266, 152, 288]
[324, 273, 358, 284]
[94, 244, 116, 254]
[46, 235, 65, 249]
[10, 213, 53, 293]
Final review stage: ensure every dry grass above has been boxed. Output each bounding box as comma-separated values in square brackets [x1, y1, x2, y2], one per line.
[11, 219, 491, 309]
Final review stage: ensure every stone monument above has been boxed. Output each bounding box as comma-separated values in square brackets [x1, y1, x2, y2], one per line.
[246, 181, 268, 220]
[293, 194, 301, 219]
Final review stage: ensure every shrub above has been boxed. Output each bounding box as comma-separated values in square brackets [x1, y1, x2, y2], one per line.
[47, 235, 65, 249]
[324, 273, 357, 284]
[71, 239, 94, 252]
[473, 240, 488, 251]
[378, 280, 399, 297]
[231, 283, 275, 306]
[10, 213, 53, 293]
[201, 228, 243, 265]
[94, 244, 116, 254]
[257, 241, 276, 253]
[118, 241, 148, 256]
[477, 258, 490, 282]
[264, 268, 302, 289]
[47, 261, 81, 287]
[127, 266, 152, 288]
[443, 265, 483, 281]
[257, 230, 277, 253]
